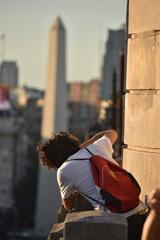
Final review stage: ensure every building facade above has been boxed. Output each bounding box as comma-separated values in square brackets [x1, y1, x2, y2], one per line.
[68, 79, 100, 139]
[0, 61, 18, 87]
[0, 84, 43, 236]
[101, 28, 125, 100]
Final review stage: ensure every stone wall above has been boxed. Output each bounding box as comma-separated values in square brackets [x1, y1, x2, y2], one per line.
[123, 0, 160, 200]
[48, 193, 146, 240]
[48, 210, 127, 240]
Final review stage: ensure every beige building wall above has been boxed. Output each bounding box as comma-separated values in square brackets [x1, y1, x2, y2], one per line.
[123, 0, 160, 201]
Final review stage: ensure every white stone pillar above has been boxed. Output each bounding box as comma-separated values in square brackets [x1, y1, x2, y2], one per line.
[35, 17, 68, 236]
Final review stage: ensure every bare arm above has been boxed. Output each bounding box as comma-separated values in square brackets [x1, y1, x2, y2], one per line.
[61, 192, 76, 210]
[141, 188, 160, 240]
[80, 130, 118, 148]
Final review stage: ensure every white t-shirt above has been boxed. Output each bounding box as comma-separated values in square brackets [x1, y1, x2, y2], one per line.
[57, 136, 118, 210]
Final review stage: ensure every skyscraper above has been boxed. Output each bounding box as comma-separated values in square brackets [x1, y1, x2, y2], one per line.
[35, 17, 67, 236]
[0, 61, 18, 87]
[101, 28, 125, 100]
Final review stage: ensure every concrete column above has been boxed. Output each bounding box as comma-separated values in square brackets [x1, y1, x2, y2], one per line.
[123, 0, 160, 200]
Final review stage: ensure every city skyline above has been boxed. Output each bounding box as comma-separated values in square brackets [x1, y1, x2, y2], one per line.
[0, 0, 126, 90]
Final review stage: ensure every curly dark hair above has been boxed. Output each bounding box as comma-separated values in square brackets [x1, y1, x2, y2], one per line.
[38, 131, 80, 169]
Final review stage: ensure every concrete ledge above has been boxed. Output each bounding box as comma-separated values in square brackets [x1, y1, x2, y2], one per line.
[64, 211, 127, 240]
[48, 211, 107, 240]
[48, 209, 146, 240]
[47, 222, 64, 240]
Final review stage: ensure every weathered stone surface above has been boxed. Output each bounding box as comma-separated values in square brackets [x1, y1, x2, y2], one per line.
[48, 210, 145, 240]
[64, 211, 127, 240]
[47, 222, 64, 240]
[126, 35, 157, 90]
[123, 148, 160, 201]
[126, 0, 160, 212]
[125, 4, 160, 240]
[128, 0, 160, 33]
[65, 210, 106, 222]
[49, 211, 107, 240]
[49, 211, 106, 240]
[156, 35, 160, 85]
[124, 93, 160, 148]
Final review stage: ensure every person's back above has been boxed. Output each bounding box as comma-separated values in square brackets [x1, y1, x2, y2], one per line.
[57, 136, 118, 210]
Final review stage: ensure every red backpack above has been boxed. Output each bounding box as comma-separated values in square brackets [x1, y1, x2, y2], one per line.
[85, 148, 141, 213]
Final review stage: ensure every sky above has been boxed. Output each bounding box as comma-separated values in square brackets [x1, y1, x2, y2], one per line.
[0, 0, 126, 90]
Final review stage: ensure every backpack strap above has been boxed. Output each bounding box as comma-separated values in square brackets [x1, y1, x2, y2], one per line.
[66, 148, 94, 161]
[66, 158, 89, 162]
[85, 147, 94, 156]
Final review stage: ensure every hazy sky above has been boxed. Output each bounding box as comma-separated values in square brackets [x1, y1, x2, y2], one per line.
[0, 0, 126, 89]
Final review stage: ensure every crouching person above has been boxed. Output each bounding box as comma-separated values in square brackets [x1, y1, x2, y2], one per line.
[38, 130, 118, 211]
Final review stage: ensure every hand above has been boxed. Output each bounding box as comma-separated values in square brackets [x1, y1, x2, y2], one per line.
[141, 188, 160, 240]
[146, 188, 160, 213]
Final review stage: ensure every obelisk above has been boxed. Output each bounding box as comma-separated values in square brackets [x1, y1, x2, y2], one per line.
[35, 17, 67, 236]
